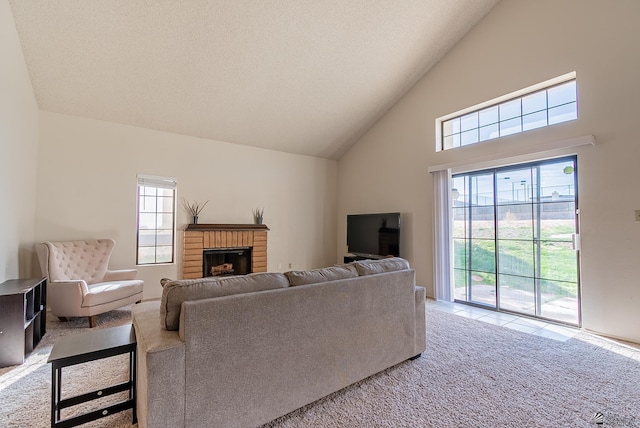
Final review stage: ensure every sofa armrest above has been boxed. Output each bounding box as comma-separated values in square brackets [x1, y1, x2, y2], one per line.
[414, 286, 426, 355]
[104, 269, 138, 281]
[48, 280, 89, 316]
[132, 301, 185, 428]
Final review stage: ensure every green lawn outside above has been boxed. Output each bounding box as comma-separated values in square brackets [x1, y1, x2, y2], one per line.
[453, 219, 577, 298]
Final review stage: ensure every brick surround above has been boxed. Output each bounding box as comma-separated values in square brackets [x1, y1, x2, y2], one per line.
[183, 224, 268, 279]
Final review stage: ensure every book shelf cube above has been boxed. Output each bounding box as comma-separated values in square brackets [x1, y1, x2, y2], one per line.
[0, 278, 47, 367]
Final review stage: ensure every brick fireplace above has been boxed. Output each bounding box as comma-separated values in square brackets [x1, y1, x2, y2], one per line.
[183, 224, 268, 279]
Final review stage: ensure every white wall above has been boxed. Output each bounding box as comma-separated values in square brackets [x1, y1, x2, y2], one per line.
[0, 0, 40, 281]
[338, 0, 640, 343]
[35, 112, 337, 300]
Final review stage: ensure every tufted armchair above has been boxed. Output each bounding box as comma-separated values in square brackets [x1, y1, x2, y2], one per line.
[36, 239, 144, 327]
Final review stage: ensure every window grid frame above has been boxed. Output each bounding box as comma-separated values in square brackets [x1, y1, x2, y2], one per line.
[440, 78, 577, 151]
[136, 178, 177, 266]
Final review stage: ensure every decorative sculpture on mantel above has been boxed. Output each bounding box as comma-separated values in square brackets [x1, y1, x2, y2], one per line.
[183, 199, 209, 224]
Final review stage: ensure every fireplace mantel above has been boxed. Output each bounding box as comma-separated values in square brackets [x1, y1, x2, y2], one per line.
[183, 224, 268, 279]
[185, 224, 270, 232]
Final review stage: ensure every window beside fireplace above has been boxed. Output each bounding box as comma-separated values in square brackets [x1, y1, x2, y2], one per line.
[136, 174, 176, 265]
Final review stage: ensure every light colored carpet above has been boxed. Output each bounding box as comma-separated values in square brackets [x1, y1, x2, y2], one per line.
[1, 304, 639, 427]
[0, 308, 135, 428]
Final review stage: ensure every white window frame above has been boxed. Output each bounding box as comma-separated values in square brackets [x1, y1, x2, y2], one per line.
[436, 72, 577, 152]
[136, 174, 177, 265]
[429, 134, 596, 306]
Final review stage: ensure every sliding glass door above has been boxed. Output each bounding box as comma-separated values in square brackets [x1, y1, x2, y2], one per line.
[452, 156, 580, 325]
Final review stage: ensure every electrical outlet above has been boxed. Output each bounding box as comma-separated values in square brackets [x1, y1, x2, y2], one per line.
[635, 210, 640, 222]
[277, 263, 282, 270]
[288, 263, 293, 269]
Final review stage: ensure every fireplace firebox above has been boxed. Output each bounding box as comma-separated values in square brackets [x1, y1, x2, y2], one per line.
[203, 247, 251, 277]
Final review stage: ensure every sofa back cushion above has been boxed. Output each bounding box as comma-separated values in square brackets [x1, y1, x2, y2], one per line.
[161, 272, 289, 330]
[285, 265, 358, 286]
[354, 257, 410, 276]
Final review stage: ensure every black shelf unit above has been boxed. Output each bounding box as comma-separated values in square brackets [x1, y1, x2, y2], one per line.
[0, 278, 47, 367]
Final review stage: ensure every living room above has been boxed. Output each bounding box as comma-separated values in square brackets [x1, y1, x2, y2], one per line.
[2, 0, 640, 426]
[5, 0, 639, 344]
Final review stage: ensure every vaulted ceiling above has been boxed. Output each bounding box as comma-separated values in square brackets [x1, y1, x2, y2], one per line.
[9, 0, 500, 159]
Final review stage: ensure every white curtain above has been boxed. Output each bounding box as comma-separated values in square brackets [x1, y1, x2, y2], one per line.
[432, 169, 453, 302]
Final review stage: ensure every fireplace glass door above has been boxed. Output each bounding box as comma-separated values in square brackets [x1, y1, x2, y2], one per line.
[203, 248, 251, 277]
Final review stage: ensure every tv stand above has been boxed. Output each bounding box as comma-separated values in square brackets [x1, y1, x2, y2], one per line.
[344, 254, 384, 263]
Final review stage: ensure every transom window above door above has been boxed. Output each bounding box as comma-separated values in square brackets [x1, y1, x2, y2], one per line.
[436, 72, 577, 151]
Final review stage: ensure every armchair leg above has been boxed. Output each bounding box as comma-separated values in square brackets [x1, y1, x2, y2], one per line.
[88, 316, 97, 328]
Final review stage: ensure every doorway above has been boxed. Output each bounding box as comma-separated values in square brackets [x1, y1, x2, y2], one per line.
[452, 156, 580, 325]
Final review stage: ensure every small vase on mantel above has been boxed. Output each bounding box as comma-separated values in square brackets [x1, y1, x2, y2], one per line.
[183, 199, 208, 226]
[253, 208, 264, 225]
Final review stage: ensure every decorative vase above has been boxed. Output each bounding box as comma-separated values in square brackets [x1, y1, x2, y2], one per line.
[252, 208, 264, 225]
[192, 215, 198, 224]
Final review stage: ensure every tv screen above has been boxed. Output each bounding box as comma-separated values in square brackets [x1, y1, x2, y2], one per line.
[347, 213, 400, 258]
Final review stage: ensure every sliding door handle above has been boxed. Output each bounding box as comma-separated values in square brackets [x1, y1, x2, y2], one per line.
[572, 233, 580, 251]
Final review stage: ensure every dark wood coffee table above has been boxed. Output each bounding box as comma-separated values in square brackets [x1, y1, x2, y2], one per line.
[47, 324, 137, 428]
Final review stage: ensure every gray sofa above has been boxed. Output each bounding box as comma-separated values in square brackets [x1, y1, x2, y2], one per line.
[132, 257, 426, 428]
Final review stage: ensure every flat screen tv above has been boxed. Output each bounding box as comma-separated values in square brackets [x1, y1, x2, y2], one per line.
[346, 212, 400, 258]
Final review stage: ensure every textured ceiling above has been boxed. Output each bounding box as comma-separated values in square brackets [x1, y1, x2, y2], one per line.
[9, 0, 499, 159]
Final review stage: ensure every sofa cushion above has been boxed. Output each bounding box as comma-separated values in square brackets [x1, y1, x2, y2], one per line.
[285, 265, 358, 286]
[160, 272, 289, 330]
[354, 257, 410, 276]
[83, 279, 144, 307]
